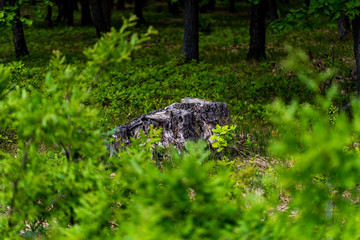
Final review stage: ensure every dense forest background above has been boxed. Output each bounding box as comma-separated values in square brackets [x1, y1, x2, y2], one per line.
[1, 0, 360, 239]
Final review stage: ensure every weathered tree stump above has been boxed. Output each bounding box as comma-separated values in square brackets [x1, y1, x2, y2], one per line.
[113, 98, 230, 150]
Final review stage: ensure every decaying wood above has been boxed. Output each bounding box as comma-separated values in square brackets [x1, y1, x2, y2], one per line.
[113, 98, 230, 150]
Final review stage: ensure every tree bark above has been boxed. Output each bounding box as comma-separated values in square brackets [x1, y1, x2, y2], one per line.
[9, 0, 29, 57]
[117, 0, 125, 10]
[55, 0, 74, 25]
[113, 98, 230, 150]
[134, 0, 145, 25]
[247, 0, 266, 60]
[45, 4, 53, 27]
[269, 0, 278, 21]
[182, 0, 199, 62]
[338, 11, 350, 40]
[89, 0, 111, 38]
[168, 0, 179, 15]
[80, 0, 92, 25]
[200, 0, 215, 12]
[304, 0, 310, 7]
[55, 0, 64, 22]
[64, 0, 74, 26]
[102, 0, 113, 29]
[352, 14, 360, 97]
[229, 0, 236, 12]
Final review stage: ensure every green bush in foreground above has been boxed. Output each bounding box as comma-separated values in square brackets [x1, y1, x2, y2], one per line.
[0, 17, 360, 240]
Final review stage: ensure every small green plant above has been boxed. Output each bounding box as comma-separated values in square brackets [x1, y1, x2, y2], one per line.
[329, 104, 338, 125]
[210, 124, 236, 152]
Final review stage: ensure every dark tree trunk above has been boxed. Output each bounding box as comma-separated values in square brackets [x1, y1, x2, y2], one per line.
[89, 0, 112, 38]
[178, 0, 185, 7]
[229, 0, 236, 12]
[304, 0, 310, 7]
[352, 14, 360, 97]
[182, 0, 199, 62]
[168, 0, 179, 15]
[55, 0, 74, 25]
[208, 0, 215, 10]
[0, 0, 5, 8]
[80, 0, 93, 25]
[45, 4, 53, 27]
[247, 0, 266, 60]
[9, 0, 29, 57]
[134, 0, 145, 25]
[64, 0, 74, 26]
[269, 0, 278, 21]
[55, 0, 65, 22]
[117, 0, 125, 10]
[339, 11, 350, 40]
[200, 0, 215, 12]
[102, 0, 113, 29]
[74, 0, 79, 11]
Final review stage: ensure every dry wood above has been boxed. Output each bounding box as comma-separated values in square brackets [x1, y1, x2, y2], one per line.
[113, 98, 230, 150]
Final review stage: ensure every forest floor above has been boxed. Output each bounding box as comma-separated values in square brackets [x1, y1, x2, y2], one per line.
[2, 2, 360, 238]
[0, 1, 357, 157]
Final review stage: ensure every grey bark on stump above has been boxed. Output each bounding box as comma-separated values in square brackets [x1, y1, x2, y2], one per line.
[113, 98, 230, 150]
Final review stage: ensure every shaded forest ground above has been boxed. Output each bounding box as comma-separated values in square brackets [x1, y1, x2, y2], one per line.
[0, 0, 356, 154]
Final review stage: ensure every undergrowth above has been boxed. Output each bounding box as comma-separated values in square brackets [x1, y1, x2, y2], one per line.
[0, 1, 360, 239]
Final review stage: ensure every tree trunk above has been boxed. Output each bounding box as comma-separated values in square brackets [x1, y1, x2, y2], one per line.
[89, 0, 111, 38]
[304, 0, 310, 7]
[117, 0, 125, 10]
[80, 0, 92, 25]
[178, 0, 185, 7]
[55, 0, 65, 22]
[10, 0, 29, 57]
[200, 0, 215, 12]
[229, 0, 236, 12]
[0, 0, 5, 8]
[64, 0, 74, 26]
[55, 0, 74, 25]
[269, 0, 278, 21]
[102, 0, 113, 29]
[247, 0, 266, 60]
[339, 11, 350, 40]
[208, 0, 215, 10]
[352, 14, 360, 97]
[134, 0, 145, 25]
[113, 98, 230, 151]
[168, 0, 179, 15]
[45, 4, 53, 27]
[182, 0, 199, 62]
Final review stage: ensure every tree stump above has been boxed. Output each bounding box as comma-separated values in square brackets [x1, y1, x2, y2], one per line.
[113, 98, 230, 150]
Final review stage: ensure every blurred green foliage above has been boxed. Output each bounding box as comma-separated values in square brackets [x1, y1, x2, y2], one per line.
[0, 1, 360, 239]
